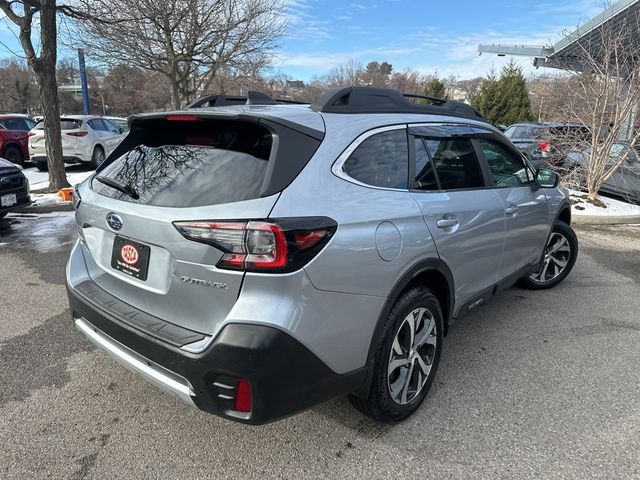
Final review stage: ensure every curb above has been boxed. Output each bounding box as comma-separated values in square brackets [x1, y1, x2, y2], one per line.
[572, 213, 640, 225]
[21, 203, 74, 214]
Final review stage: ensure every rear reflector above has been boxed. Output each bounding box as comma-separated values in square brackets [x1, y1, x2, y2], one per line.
[234, 380, 252, 413]
[173, 217, 337, 273]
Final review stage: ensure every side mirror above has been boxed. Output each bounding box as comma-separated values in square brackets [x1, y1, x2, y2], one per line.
[535, 168, 560, 188]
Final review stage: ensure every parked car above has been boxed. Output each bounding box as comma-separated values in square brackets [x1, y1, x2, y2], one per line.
[103, 116, 129, 133]
[0, 157, 30, 218]
[29, 115, 125, 171]
[566, 142, 640, 204]
[0, 114, 36, 166]
[504, 122, 590, 169]
[67, 87, 577, 425]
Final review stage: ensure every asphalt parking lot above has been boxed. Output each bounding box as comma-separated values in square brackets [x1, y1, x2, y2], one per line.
[0, 212, 638, 480]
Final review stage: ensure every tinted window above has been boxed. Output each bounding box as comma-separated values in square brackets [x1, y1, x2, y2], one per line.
[504, 125, 545, 140]
[104, 119, 122, 133]
[88, 119, 107, 131]
[422, 137, 484, 190]
[343, 129, 408, 189]
[91, 120, 272, 207]
[413, 137, 439, 191]
[478, 138, 533, 187]
[0, 118, 27, 131]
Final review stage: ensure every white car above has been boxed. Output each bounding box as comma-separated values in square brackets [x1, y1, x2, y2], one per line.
[103, 116, 129, 133]
[29, 115, 125, 171]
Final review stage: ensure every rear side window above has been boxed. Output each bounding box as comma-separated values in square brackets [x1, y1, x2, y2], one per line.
[421, 137, 484, 190]
[91, 120, 273, 207]
[342, 129, 408, 189]
[414, 137, 439, 191]
[88, 119, 107, 131]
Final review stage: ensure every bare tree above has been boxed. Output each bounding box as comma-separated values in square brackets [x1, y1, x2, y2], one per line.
[70, 0, 286, 109]
[0, 0, 72, 189]
[556, 9, 640, 203]
[323, 60, 364, 87]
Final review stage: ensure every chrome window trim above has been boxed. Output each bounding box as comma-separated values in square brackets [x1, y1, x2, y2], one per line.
[331, 124, 409, 192]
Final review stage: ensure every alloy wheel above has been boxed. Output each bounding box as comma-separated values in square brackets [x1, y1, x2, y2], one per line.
[529, 232, 571, 284]
[387, 307, 437, 405]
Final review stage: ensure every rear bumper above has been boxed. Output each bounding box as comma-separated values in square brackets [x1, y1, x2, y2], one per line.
[67, 274, 366, 424]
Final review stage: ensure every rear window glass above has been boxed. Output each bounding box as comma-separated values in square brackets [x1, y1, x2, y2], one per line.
[34, 119, 83, 130]
[504, 126, 545, 140]
[91, 120, 272, 207]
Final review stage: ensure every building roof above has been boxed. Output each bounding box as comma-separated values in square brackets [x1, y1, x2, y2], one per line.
[478, 0, 640, 74]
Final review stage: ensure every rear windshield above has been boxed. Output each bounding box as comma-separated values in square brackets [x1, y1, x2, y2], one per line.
[91, 119, 273, 207]
[504, 125, 546, 140]
[34, 119, 83, 130]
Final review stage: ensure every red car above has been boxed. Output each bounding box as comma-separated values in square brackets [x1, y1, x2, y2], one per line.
[0, 114, 36, 166]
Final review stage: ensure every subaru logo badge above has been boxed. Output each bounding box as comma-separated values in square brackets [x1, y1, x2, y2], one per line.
[106, 213, 123, 231]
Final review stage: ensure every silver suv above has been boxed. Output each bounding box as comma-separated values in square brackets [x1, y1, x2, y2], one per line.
[66, 87, 578, 424]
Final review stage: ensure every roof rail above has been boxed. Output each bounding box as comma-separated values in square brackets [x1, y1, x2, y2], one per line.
[187, 91, 307, 109]
[310, 87, 485, 121]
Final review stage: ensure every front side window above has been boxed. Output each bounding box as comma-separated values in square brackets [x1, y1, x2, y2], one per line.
[0, 118, 27, 131]
[478, 138, 533, 187]
[342, 129, 408, 189]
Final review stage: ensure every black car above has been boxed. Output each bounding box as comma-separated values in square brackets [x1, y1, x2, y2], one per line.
[504, 122, 591, 169]
[0, 157, 31, 218]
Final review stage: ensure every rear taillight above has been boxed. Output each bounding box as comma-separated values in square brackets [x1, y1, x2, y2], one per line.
[66, 131, 89, 137]
[538, 141, 551, 154]
[28, 131, 36, 137]
[173, 217, 337, 273]
[72, 184, 81, 209]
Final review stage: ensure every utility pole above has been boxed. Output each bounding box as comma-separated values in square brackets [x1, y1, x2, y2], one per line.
[78, 48, 91, 115]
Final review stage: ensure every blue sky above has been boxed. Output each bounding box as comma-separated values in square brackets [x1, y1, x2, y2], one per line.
[0, 0, 607, 81]
[275, 0, 607, 80]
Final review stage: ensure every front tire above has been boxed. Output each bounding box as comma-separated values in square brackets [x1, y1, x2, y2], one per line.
[519, 221, 578, 290]
[350, 286, 443, 422]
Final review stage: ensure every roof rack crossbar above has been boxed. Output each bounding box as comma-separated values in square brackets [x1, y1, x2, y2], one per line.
[310, 86, 485, 122]
[187, 91, 308, 109]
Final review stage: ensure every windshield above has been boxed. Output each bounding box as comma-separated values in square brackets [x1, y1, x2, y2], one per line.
[504, 125, 545, 140]
[34, 119, 83, 130]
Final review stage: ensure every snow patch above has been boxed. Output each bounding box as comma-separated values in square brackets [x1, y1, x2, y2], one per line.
[569, 189, 640, 217]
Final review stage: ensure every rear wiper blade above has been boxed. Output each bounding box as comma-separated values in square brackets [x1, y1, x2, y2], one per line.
[95, 176, 140, 200]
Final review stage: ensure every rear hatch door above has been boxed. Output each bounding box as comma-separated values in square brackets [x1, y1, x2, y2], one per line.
[76, 112, 322, 336]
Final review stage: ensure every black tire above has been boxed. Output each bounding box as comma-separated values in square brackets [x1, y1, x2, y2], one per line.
[36, 161, 48, 171]
[350, 286, 443, 422]
[0, 212, 6, 219]
[2, 145, 23, 166]
[518, 221, 578, 290]
[89, 146, 105, 169]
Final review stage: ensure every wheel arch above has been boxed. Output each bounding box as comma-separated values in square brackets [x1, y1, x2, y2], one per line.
[352, 258, 454, 398]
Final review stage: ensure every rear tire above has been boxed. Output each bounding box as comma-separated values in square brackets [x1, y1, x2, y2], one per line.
[0, 212, 7, 219]
[89, 146, 105, 169]
[518, 221, 578, 290]
[350, 286, 443, 422]
[2, 145, 22, 166]
[36, 161, 48, 171]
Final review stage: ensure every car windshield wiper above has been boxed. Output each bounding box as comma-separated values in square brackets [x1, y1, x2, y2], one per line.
[95, 176, 140, 200]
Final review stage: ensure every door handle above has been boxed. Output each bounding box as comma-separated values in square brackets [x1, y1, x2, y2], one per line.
[436, 218, 459, 229]
[505, 206, 519, 215]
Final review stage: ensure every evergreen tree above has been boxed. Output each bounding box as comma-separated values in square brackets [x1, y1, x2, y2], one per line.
[423, 76, 447, 99]
[471, 61, 534, 125]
